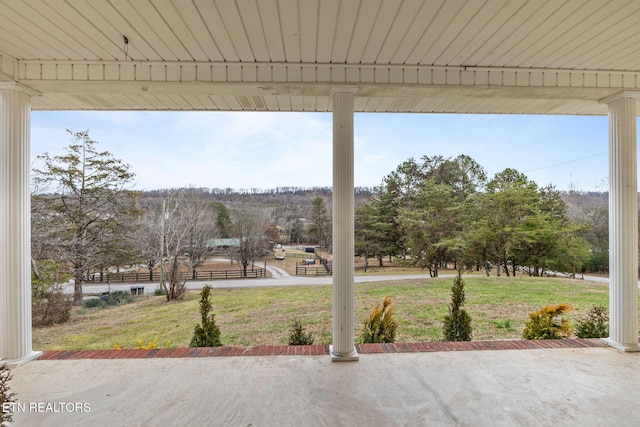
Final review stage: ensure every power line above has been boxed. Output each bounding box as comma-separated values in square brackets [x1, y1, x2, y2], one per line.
[523, 152, 607, 173]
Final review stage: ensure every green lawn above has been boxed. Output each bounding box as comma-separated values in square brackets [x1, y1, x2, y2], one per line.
[33, 275, 620, 350]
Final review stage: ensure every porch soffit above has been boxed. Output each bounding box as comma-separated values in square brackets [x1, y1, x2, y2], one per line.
[2, 1, 640, 115]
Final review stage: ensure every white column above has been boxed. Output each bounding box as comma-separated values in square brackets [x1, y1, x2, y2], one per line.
[601, 93, 640, 352]
[0, 87, 41, 366]
[331, 87, 358, 361]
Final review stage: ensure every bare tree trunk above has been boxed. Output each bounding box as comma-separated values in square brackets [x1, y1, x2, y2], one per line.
[167, 254, 180, 301]
[242, 261, 248, 277]
[73, 269, 84, 306]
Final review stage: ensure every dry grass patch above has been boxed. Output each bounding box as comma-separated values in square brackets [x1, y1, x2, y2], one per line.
[33, 276, 622, 350]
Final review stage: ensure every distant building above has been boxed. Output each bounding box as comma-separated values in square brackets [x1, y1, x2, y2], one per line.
[207, 238, 240, 253]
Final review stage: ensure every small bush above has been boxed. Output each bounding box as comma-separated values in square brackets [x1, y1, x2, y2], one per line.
[83, 291, 134, 309]
[102, 290, 133, 306]
[442, 271, 472, 341]
[1, 364, 16, 426]
[32, 291, 73, 326]
[575, 305, 609, 338]
[190, 286, 222, 347]
[154, 288, 167, 296]
[83, 298, 106, 309]
[359, 296, 398, 344]
[522, 304, 573, 340]
[31, 260, 72, 327]
[288, 318, 314, 345]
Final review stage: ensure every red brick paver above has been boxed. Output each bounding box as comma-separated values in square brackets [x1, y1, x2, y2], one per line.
[36, 338, 614, 361]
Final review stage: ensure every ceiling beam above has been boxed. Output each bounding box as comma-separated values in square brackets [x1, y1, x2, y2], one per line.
[17, 60, 640, 92]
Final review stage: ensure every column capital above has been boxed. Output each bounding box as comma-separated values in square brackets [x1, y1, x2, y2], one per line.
[331, 85, 358, 96]
[0, 81, 40, 97]
[598, 90, 640, 104]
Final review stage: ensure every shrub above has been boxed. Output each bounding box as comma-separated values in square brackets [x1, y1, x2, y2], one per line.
[102, 290, 133, 306]
[1, 364, 16, 426]
[32, 291, 73, 327]
[288, 318, 314, 345]
[31, 260, 72, 327]
[442, 271, 472, 341]
[522, 304, 573, 340]
[190, 286, 222, 347]
[83, 291, 134, 309]
[575, 305, 609, 338]
[154, 288, 167, 296]
[359, 296, 398, 344]
[83, 298, 106, 309]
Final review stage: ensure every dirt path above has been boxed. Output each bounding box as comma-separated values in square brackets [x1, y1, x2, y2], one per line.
[265, 265, 290, 278]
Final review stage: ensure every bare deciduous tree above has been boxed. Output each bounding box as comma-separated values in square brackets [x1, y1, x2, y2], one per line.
[232, 205, 270, 277]
[134, 201, 163, 281]
[157, 189, 218, 300]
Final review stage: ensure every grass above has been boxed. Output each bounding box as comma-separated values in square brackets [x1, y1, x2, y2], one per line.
[33, 275, 621, 350]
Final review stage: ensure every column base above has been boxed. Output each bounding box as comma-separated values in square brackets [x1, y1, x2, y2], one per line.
[2, 351, 43, 368]
[601, 337, 640, 352]
[330, 345, 359, 362]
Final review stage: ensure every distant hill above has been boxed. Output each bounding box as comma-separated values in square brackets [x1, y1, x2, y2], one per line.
[139, 187, 612, 224]
[560, 191, 608, 221]
[138, 186, 375, 218]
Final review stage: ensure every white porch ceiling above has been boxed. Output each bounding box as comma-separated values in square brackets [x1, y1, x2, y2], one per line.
[2, 0, 640, 114]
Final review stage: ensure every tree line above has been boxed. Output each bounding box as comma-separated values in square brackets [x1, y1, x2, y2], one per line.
[31, 130, 612, 309]
[355, 154, 605, 278]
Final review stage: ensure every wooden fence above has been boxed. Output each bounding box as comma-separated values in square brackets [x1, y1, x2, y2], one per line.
[295, 265, 333, 276]
[84, 268, 265, 283]
[295, 251, 332, 276]
[284, 252, 313, 259]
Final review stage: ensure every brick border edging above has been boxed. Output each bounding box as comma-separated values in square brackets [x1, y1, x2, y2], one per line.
[36, 338, 607, 360]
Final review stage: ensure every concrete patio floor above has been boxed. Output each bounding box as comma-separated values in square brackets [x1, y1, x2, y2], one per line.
[6, 342, 640, 426]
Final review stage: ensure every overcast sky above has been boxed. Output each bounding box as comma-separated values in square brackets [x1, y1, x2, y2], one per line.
[30, 110, 611, 192]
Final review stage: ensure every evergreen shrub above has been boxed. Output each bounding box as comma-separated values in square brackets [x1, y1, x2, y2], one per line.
[442, 271, 473, 341]
[522, 304, 573, 340]
[288, 318, 314, 345]
[359, 296, 398, 343]
[190, 286, 222, 347]
[575, 305, 609, 339]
